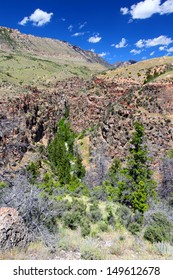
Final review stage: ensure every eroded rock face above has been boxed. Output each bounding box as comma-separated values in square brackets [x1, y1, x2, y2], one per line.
[0, 207, 28, 250]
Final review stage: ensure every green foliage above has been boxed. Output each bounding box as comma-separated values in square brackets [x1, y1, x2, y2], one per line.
[98, 220, 108, 232]
[26, 161, 39, 183]
[108, 158, 121, 186]
[62, 199, 87, 230]
[117, 205, 133, 228]
[63, 212, 80, 230]
[103, 180, 119, 201]
[89, 202, 102, 222]
[80, 240, 104, 260]
[0, 181, 8, 189]
[117, 205, 143, 234]
[73, 153, 86, 179]
[80, 218, 91, 237]
[117, 121, 156, 213]
[38, 172, 61, 195]
[106, 205, 115, 226]
[128, 222, 141, 235]
[167, 149, 173, 159]
[48, 118, 85, 185]
[144, 212, 173, 243]
[66, 176, 89, 195]
[154, 242, 173, 256]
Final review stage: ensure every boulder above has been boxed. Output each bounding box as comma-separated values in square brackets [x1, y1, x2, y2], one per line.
[0, 207, 29, 250]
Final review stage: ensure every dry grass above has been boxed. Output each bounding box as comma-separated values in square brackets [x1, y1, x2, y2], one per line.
[77, 136, 90, 170]
[1, 225, 172, 260]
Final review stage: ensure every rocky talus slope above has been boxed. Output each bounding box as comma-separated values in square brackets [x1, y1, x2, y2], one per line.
[1, 74, 173, 181]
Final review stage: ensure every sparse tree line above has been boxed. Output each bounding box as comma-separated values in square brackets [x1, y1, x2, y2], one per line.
[0, 117, 173, 250]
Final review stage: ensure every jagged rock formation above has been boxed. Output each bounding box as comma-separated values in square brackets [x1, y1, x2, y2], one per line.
[0, 86, 67, 169]
[0, 207, 28, 250]
[1, 26, 173, 183]
[1, 74, 173, 179]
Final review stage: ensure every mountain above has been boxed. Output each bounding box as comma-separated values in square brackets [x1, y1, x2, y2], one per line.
[113, 60, 137, 69]
[1, 25, 173, 185]
[0, 26, 111, 68]
[1, 26, 173, 259]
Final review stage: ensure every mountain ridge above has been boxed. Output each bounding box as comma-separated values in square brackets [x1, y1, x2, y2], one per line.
[0, 26, 111, 68]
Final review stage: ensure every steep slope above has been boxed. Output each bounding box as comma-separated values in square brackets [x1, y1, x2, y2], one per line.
[1, 31, 173, 186]
[99, 56, 173, 84]
[0, 26, 110, 68]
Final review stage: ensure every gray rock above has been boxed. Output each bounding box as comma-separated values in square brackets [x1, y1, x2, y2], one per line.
[0, 207, 29, 250]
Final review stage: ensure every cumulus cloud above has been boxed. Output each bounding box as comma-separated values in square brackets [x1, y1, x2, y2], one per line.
[18, 9, 53, 27]
[136, 39, 145, 48]
[121, 0, 173, 19]
[88, 34, 102, 43]
[111, 38, 128, 48]
[120, 7, 129, 15]
[18, 17, 29, 26]
[135, 35, 172, 48]
[130, 49, 142, 55]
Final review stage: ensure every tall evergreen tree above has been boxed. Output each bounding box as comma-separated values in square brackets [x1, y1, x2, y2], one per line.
[48, 119, 72, 184]
[117, 121, 156, 213]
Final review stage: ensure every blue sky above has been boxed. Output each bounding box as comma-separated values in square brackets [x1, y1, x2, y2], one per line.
[0, 0, 173, 63]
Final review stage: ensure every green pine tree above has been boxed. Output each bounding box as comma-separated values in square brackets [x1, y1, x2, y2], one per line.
[117, 121, 156, 213]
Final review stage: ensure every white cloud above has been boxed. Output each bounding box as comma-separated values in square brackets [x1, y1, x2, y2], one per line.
[68, 25, 73, 32]
[150, 51, 155, 56]
[18, 9, 53, 27]
[121, 0, 173, 19]
[120, 7, 129, 15]
[79, 21, 87, 29]
[135, 39, 145, 48]
[130, 49, 142, 55]
[98, 52, 109, 57]
[90, 49, 95, 52]
[136, 36, 172, 48]
[159, 46, 166, 51]
[88, 34, 102, 43]
[160, 0, 173, 14]
[167, 47, 173, 52]
[112, 38, 128, 48]
[72, 32, 85, 37]
[18, 17, 29, 26]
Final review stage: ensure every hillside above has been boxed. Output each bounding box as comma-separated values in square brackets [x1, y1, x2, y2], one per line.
[1, 26, 173, 260]
[0, 26, 110, 68]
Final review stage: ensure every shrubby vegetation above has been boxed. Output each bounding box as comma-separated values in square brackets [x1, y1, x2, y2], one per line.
[2, 117, 173, 256]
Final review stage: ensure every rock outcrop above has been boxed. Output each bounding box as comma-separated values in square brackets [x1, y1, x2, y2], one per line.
[0, 207, 28, 250]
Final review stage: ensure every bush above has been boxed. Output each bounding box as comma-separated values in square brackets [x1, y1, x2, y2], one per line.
[117, 205, 133, 228]
[128, 222, 141, 235]
[80, 239, 104, 260]
[0, 172, 59, 246]
[62, 199, 87, 230]
[106, 205, 115, 226]
[80, 219, 91, 237]
[63, 212, 80, 230]
[26, 161, 39, 183]
[154, 242, 173, 256]
[144, 212, 173, 243]
[89, 203, 102, 222]
[98, 220, 108, 232]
